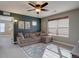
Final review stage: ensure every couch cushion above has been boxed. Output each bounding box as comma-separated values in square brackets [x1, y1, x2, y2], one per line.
[35, 32, 40, 36]
[30, 33, 36, 38]
[25, 33, 30, 38]
[18, 33, 25, 40]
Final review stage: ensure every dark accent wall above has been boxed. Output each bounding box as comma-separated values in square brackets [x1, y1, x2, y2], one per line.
[0, 10, 41, 42]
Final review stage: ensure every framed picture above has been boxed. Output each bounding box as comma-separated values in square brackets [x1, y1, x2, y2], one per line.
[25, 21, 30, 29]
[18, 21, 24, 29]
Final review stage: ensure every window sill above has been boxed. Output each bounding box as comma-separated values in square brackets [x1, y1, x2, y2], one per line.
[48, 34, 69, 38]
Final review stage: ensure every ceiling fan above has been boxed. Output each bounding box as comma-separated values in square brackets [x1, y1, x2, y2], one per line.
[27, 2, 48, 14]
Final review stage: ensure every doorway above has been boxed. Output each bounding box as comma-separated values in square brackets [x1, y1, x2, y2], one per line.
[0, 15, 14, 47]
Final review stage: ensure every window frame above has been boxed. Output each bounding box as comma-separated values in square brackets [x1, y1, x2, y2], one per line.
[48, 16, 69, 37]
[0, 23, 5, 32]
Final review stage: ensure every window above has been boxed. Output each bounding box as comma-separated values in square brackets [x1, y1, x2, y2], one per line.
[48, 18, 69, 37]
[48, 20, 57, 36]
[32, 21, 37, 26]
[25, 22, 30, 29]
[0, 23, 5, 32]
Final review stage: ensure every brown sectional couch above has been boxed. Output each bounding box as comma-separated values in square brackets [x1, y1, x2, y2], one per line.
[17, 32, 47, 47]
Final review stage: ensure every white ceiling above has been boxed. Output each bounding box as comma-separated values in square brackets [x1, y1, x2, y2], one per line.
[0, 1, 79, 18]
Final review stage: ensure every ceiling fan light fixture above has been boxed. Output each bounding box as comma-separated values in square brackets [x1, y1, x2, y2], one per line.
[28, 2, 48, 14]
[35, 8, 41, 12]
[14, 20, 18, 22]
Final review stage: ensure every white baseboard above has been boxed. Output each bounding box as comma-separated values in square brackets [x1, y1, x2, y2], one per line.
[53, 40, 75, 47]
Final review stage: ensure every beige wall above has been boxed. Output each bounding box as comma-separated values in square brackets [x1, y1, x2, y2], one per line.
[41, 9, 79, 46]
[41, 18, 48, 33]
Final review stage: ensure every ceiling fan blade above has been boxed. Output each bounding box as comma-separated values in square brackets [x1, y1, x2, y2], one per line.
[41, 2, 48, 8]
[41, 9, 48, 11]
[29, 1, 36, 5]
[27, 9, 35, 11]
[28, 3, 35, 7]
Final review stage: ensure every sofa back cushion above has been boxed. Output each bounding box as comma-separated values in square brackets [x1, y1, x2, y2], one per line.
[18, 33, 25, 40]
[30, 33, 36, 38]
[25, 33, 30, 38]
[35, 32, 40, 36]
